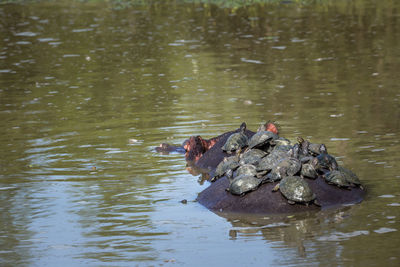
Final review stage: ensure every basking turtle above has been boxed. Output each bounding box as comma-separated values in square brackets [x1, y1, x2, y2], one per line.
[235, 164, 258, 178]
[300, 162, 318, 179]
[222, 122, 248, 154]
[256, 149, 289, 173]
[308, 143, 327, 156]
[313, 152, 338, 172]
[247, 125, 279, 149]
[210, 155, 240, 182]
[263, 157, 302, 182]
[227, 174, 262, 196]
[239, 148, 267, 165]
[338, 166, 362, 188]
[324, 170, 351, 188]
[271, 137, 291, 147]
[273, 176, 317, 205]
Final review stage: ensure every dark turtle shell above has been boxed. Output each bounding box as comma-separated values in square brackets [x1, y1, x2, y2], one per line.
[221, 123, 248, 153]
[308, 143, 327, 156]
[278, 176, 316, 204]
[256, 149, 289, 172]
[235, 164, 258, 177]
[313, 153, 338, 171]
[271, 137, 291, 147]
[276, 157, 302, 177]
[338, 166, 362, 186]
[239, 149, 267, 165]
[300, 162, 318, 179]
[247, 130, 278, 149]
[211, 156, 240, 182]
[228, 174, 262, 196]
[324, 170, 351, 188]
[262, 157, 301, 182]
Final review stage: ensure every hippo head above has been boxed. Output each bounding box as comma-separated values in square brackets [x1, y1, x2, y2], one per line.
[183, 136, 208, 162]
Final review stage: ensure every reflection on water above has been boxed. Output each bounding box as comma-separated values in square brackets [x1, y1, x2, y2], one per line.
[1, 0, 400, 266]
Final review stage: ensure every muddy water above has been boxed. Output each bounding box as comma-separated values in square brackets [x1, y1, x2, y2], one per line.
[1, 0, 400, 265]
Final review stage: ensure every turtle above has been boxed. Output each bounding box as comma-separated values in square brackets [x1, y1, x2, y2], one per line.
[297, 137, 328, 157]
[256, 148, 291, 173]
[262, 157, 302, 182]
[300, 162, 318, 179]
[239, 148, 267, 166]
[271, 137, 291, 147]
[324, 170, 352, 188]
[308, 143, 327, 156]
[221, 122, 248, 154]
[227, 174, 262, 196]
[272, 144, 293, 153]
[210, 155, 240, 182]
[273, 176, 317, 205]
[247, 125, 279, 149]
[338, 166, 362, 188]
[235, 164, 258, 178]
[313, 152, 338, 172]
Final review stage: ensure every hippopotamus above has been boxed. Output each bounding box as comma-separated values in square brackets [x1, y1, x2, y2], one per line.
[156, 122, 365, 214]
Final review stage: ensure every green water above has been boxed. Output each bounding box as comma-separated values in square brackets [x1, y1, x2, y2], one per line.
[1, 0, 400, 265]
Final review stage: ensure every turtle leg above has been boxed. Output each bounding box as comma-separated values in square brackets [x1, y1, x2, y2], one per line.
[313, 200, 321, 207]
[272, 184, 280, 192]
[288, 200, 296, 205]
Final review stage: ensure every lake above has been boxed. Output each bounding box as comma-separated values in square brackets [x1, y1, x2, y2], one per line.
[1, 0, 400, 265]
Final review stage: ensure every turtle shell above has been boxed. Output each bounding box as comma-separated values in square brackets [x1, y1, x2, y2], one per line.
[279, 176, 316, 204]
[338, 166, 361, 186]
[228, 175, 262, 196]
[300, 162, 318, 179]
[314, 153, 338, 171]
[324, 170, 351, 188]
[221, 132, 248, 153]
[308, 143, 326, 156]
[271, 137, 291, 147]
[235, 164, 258, 177]
[248, 130, 278, 149]
[239, 149, 267, 165]
[211, 156, 240, 182]
[256, 149, 289, 172]
[275, 157, 302, 177]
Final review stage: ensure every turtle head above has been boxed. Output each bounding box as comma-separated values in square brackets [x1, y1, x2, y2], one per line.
[239, 122, 247, 133]
[320, 144, 328, 154]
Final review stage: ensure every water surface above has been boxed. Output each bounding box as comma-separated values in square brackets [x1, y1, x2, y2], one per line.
[1, 0, 400, 266]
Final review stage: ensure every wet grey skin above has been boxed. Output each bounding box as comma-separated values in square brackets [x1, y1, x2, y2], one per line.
[324, 170, 352, 188]
[273, 176, 317, 205]
[222, 122, 249, 154]
[227, 174, 263, 196]
[238, 148, 267, 166]
[247, 127, 279, 149]
[210, 155, 240, 182]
